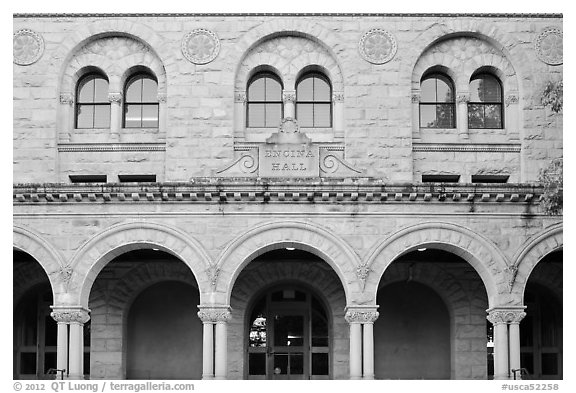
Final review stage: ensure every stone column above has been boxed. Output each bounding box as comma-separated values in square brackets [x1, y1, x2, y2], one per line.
[234, 91, 246, 139]
[59, 93, 74, 142]
[505, 93, 520, 141]
[50, 311, 70, 374]
[508, 311, 526, 379]
[283, 90, 296, 119]
[198, 306, 231, 380]
[51, 308, 90, 380]
[362, 312, 379, 380]
[345, 306, 379, 380]
[411, 92, 420, 139]
[333, 92, 345, 140]
[108, 92, 122, 140]
[457, 92, 469, 139]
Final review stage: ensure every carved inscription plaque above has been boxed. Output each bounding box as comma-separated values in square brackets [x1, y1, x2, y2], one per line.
[259, 144, 319, 177]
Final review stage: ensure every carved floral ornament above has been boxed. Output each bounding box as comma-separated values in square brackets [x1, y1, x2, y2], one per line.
[535, 27, 563, 66]
[181, 29, 220, 65]
[345, 310, 379, 324]
[51, 310, 90, 324]
[197, 309, 232, 323]
[13, 29, 44, 66]
[359, 28, 397, 64]
[487, 310, 526, 325]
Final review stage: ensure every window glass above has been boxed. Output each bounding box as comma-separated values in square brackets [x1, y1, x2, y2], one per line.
[468, 74, 503, 129]
[94, 105, 111, 128]
[76, 74, 110, 129]
[297, 77, 314, 101]
[247, 72, 283, 128]
[419, 74, 455, 128]
[124, 73, 159, 128]
[296, 73, 332, 127]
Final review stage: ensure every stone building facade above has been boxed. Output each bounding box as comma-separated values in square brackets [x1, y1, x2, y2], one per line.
[13, 14, 563, 381]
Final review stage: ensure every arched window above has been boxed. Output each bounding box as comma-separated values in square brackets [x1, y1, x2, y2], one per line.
[420, 74, 456, 128]
[468, 74, 503, 129]
[296, 73, 332, 127]
[124, 73, 159, 128]
[75, 73, 110, 129]
[247, 72, 283, 128]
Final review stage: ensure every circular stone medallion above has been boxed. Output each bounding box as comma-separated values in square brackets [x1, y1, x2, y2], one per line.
[535, 27, 563, 65]
[359, 29, 397, 64]
[13, 29, 44, 65]
[182, 29, 220, 64]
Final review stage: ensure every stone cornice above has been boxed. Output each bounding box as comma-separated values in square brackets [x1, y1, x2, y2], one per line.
[14, 180, 546, 205]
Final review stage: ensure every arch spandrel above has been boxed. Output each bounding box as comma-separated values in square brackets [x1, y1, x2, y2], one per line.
[214, 220, 362, 306]
[66, 221, 212, 308]
[365, 222, 511, 308]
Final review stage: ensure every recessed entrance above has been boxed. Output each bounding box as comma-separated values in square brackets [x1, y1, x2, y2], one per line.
[247, 286, 330, 380]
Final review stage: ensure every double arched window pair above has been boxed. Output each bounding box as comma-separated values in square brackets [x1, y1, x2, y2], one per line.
[75, 73, 159, 129]
[420, 73, 503, 129]
[246, 72, 332, 128]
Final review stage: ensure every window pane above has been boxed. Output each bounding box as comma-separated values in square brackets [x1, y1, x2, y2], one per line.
[469, 79, 482, 102]
[248, 78, 266, 101]
[297, 103, 313, 127]
[77, 105, 94, 128]
[436, 78, 453, 102]
[248, 104, 265, 127]
[44, 352, 57, 374]
[125, 104, 142, 128]
[541, 353, 558, 375]
[420, 105, 437, 127]
[141, 78, 158, 103]
[249, 353, 266, 375]
[314, 103, 331, 127]
[297, 77, 314, 101]
[468, 104, 484, 128]
[521, 352, 534, 375]
[266, 78, 282, 100]
[273, 315, 304, 347]
[312, 353, 329, 375]
[142, 104, 159, 128]
[126, 78, 142, 102]
[420, 78, 436, 102]
[484, 104, 502, 128]
[436, 104, 455, 128]
[94, 105, 111, 128]
[78, 78, 95, 102]
[273, 354, 288, 375]
[290, 353, 304, 375]
[265, 103, 282, 128]
[44, 316, 57, 347]
[93, 78, 109, 102]
[20, 353, 37, 374]
[313, 78, 331, 100]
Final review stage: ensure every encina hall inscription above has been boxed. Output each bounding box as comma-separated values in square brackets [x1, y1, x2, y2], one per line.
[259, 144, 319, 177]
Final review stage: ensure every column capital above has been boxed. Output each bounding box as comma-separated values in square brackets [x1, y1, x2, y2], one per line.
[456, 93, 470, 104]
[505, 93, 519, 107]
[198, 306, 232, 323]
[344, 306, 379, 324]
[486, 307, 526, 325]
[282, 90, 296, 103]
[60, 93, 74, 105]
[234, 91, 247, 103]
[108, 92, 123, 103]
[332, 91, 345, 103]
[157, 92, 167, 103]
[50, 307, 90, 324]
[410, 93, 420, 103]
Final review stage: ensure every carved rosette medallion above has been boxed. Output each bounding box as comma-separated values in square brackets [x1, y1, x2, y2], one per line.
[182, 29, 220, 65]
[51, 310, 90, 324]
[487, 310, 526, 325]
[359, 29, 397, 64]
[13, 29, 45, 66]
[197, 309, 232, 323]
[279, 117, 300, 133]
[345, 310, 379, 324]
[535, 27, 563, 65]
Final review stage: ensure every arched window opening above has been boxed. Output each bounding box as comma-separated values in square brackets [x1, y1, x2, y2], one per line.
[296, 73, 332, 127]
[420, 74, 456, 128]
[246, 72, 283, 128]
[75, 73, 110, 129]
[123, 73, 159, 128]
[468, 74, 503, 129]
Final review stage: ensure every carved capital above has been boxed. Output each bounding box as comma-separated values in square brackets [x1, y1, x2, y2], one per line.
[234, 91, 247, 103]
[157, 92, 167, 103]
[505, 94, 519, 107]
[108, 92, 122, 103]
[282, 90, 296, 103]
[487, 309, 526, 325]
[457, 93, 470, 104]
[197, 307, 232, 323]
[51, 309, 90, 324]
[411, 93, 420, 103]
[60, 93, 74, 105]
[345, 309, 379, 324]
[332, 92, 345, 103]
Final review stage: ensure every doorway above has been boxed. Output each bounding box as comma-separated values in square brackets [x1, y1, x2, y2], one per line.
[246, 286, 330, 380]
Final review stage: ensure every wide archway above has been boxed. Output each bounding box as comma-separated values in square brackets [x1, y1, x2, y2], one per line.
[88, 249, 202, 379]
[375, 249, 489, 380]
[229, 248, 347, 380]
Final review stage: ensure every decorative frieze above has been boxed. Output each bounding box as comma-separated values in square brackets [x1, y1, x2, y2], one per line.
[182, 29, 220, 65]
[13, 29, 44, 65]
[58, 143, 166, 152]
[535, 27, 563, 65]
[345, 309, 379, 324]
[197, 308, 231, 323]
[413, 143, 521, 153]
[359, 29, 397, 64]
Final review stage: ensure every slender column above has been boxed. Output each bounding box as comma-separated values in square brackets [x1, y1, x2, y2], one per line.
[197, 309, 216, 380]
[362, 311, 379, 380]
[51, 308, 90, 380]
[283, 90, 296, 118]
[59, 93, 74, 142]
[505, 93, 520, 141]
[411, 92, 420, 139]
[215, 321, 228, 379]
[509, 311, 526, 380]
[488, 308, 521, 380]
[234, 91, 246, 138]
[457, 92, 469, 139]
[51, 311, 71, 374]
[333, 92, 345, 139]
[199, 306, 231, 380]
[108, 92, 122, 140]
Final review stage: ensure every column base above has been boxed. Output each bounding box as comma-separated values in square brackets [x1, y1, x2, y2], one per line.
[202, 375, 215, 380]
[349, 376, 363, 380]
[363, 374, 375, 380]
[66, 374, 85, 380]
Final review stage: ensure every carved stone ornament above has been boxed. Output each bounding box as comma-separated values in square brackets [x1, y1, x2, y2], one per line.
[234, 91, 247, 103]
[206, 265, 220, 290]
[332, 92, 345, 102]
[411, 93, 420, 103]
[457, 94, 470, 104]
[359, 29, 397, 64]
[197, 308, 232, 323]
[505, 94, 519, 107]
[535, 27, 563, 66]
[356, 263, 371, 291]
[182, 29, 220, 65]
[279, 117, 300, 134]
[59, 266, 73, 287]
[60, 93, 74, 105]
[157, 93, 167, 103]
[51, 310, 90, 324]
[282, 90, 296, 103]
[504, 265, 519, 293]
[487, 310, 526, 325]
[14, 29, 44, 66]
[345, 310, 379, 324]
[108, 92, 122, 103]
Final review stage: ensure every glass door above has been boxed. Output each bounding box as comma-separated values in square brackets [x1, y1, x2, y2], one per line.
[269, 311, 307, 380]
